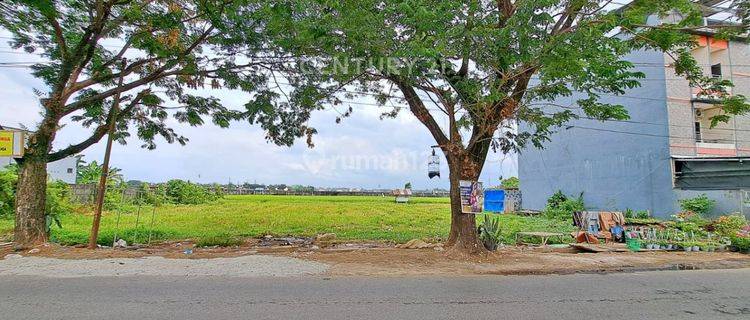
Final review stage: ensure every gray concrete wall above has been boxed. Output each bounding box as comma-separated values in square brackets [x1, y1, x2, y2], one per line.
[675, 189, 750, 219]
[519, 49, 679, 217]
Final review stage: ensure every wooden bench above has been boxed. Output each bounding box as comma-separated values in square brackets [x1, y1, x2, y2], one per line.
[515, 232, 567, 246]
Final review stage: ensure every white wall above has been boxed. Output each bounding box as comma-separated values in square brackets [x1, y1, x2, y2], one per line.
[47, 157, 77, 184]
[0, 156, 77, 184]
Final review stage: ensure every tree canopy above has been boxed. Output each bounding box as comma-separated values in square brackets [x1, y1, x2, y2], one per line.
[256, 0, 748, 153]
[0, 0, 320, 161]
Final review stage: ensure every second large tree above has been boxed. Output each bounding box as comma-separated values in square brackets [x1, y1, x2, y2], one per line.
[259, 0, 749, 253]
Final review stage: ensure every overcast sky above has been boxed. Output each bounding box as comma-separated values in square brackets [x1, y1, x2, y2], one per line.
[0, 49, 517, 189]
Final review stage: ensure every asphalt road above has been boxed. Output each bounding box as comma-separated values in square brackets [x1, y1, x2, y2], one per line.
[1, 269, 749, 320]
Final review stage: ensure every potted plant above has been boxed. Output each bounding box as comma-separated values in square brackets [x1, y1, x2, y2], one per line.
[718, 237, 731, 252]
[692, 242, 701, 252]
[680, 241, 694, 252]
[658, 240, 669, 250]
[705, 243, 716, 252]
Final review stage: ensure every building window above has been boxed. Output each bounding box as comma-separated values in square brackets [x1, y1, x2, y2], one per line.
[711, 63, 722, 79]
[694, 121, 702, 142]
[67, 168, 73, 174]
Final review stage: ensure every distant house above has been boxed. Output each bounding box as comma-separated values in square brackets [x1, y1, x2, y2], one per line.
[392, 189, 412, 203]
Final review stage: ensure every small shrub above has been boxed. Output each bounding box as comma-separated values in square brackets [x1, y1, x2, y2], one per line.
[478, 215, 502, 251]
[45, 180, 72, 231]
[635, 210, 650, 219]
[624, 208, 635, 219]
[501, 177, 519, 189]
[714, 215, 748, 238]
[544, 191, 584, 220]
[0, 164, 19, 217]
[679, 194, 716, 216]
[673, 221, 706, 237]
[546, 190, 568, 208]
[140, 183, 168, 206]
[164, 179, 221, 205]
[731, 236, 750, 253]
[103, 181, 129, 210]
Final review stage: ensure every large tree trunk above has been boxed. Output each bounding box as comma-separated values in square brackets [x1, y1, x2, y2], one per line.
[444, 154, 485, 254]
[13, 158, 49, 247]
[13, 116, 58, 248]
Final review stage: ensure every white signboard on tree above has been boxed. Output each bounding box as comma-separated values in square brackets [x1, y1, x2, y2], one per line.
[460, 180, 484, 214]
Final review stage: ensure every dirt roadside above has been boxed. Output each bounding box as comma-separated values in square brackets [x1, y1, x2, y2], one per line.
[296, 248, 750, 276]
[2, 241, 749, 277]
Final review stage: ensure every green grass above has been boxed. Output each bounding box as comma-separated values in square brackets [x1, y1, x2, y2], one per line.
[0, 195, 574, 246]
[0, 218, 12, 242]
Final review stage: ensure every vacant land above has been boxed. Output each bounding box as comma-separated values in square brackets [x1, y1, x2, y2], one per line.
[0, 195, 573, 246]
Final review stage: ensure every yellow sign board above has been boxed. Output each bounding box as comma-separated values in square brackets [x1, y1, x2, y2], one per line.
[0, 131, 13, 157]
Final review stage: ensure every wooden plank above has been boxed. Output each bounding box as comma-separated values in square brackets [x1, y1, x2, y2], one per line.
[570, 243, 629, 253]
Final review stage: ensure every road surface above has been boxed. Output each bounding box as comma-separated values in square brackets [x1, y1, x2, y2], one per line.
[1, 269, 749, 319]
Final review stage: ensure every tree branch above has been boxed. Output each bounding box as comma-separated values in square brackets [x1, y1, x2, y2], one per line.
[63, 26, 216, 114]
[45, 14, 68, 60]
[390, 76, 449, 147]
[48, 89, 149, 162]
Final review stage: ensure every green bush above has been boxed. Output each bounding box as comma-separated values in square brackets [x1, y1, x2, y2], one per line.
[501, 177, 519, 189]
[164, 179, 221, 205]
[624, 208, 635, 219]
[140, 183, 168, 206]
[678, 194, 716, 215]
[673, 221, 705, 237]
[103, 181, 130, 210]
[635, 210, 650, 219]
[731, 236, 750, 253]
[0, 164, 18, 217]
[46, 180, 72, 216]
[544, 191, 584, 220]
[546, 190, 568, 208]
[714, 215, 748, 238]
[0, 164, 71, 232]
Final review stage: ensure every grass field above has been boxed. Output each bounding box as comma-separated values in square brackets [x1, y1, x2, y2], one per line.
[0, 195, 574, 246]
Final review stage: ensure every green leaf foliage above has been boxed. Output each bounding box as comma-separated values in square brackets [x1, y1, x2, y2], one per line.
[678, 194, 716, 215]
[0, 0, 324, 162]
[257, 0, 748, 156]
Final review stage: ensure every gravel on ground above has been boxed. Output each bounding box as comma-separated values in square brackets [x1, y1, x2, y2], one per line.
[0, 254, 329, 278]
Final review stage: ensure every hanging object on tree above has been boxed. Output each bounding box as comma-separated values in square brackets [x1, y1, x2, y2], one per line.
[428, 148, 440, 179]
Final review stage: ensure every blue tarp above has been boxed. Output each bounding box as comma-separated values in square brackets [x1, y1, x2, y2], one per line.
[484, 189, 505, 213]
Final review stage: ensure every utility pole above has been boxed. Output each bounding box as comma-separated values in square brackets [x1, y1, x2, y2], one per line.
[88, 58, 126, 249]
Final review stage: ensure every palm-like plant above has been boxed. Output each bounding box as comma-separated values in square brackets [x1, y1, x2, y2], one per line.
[478, 215, 502, 251]
[76, 161, 123, 185]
